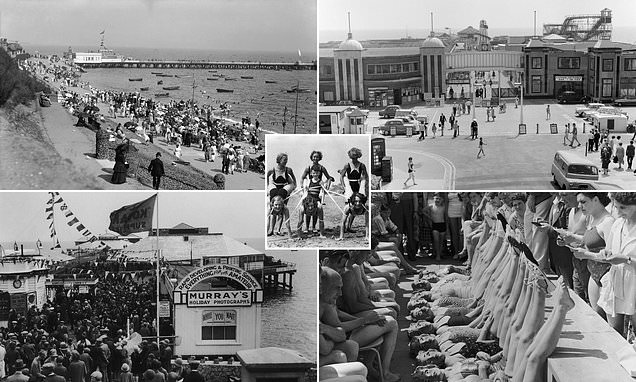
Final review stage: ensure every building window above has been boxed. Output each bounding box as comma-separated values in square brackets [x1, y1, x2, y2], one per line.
[589, 56, 595, 70]
[531, 57, 542, 69]
[557, 57, 580, 69]
[624, 58, 636, 71]
[531, 75, 542, 93]
[602, 59, 614, 72]
[367, 65, 375, 75]
[323, 91, 334, 101]
[320, 65, 333, 76]
[602, 78, 613, 97]
[202, 310, 237, 341]
[183, 236, 189, 241]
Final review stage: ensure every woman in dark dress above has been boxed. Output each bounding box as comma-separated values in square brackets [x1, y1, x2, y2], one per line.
[111, 138, 130, 184]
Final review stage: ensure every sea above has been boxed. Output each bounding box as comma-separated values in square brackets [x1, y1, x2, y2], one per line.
[1, 240, 317, 362]
[22, 44, 317, 134]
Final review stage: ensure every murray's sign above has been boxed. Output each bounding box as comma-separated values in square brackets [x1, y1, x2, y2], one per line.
[188, 290, 252, 307]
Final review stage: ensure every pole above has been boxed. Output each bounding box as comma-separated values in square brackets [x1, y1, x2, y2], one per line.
[471, 71, 476, 120]
[534, 11, 537, 38]
[520, 82, 524, 125]
[155, 193, 160, 346]
[293, 80, 299, 134]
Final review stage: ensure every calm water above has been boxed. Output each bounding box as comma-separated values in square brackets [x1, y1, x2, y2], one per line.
[23, 45, 317, 134]
[2, 241, 317, 362]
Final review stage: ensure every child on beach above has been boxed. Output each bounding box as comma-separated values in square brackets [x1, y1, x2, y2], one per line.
[337, 193, 369, 241]
[300, 151, 334, 204]
[299, 165, 326, 234]
[267, 195, 293, 239]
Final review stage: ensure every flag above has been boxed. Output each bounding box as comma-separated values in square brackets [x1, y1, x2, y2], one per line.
[298, 49, 302, 57]
[76, 224, 86, 232]
[45, 206, 53, 213]
[109, 195, 157, 236]
[100, 30, 105, 35]
[67, 217, 79, 226]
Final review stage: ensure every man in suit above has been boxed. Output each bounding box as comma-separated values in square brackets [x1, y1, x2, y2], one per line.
[43, 363, 65, 382]
[6, 359, 29, 382]
[183, 361, 204, 382]
[148, 152, 165, 190]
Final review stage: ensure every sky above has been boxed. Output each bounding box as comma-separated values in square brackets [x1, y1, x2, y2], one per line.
[320, 0, 636, 43]
[0, 191, 265, 244]
[0, 0, 316, 53]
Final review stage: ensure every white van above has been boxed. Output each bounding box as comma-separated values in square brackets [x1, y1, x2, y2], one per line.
[551, 150, 599, 189]
[591, 113, 628, 133]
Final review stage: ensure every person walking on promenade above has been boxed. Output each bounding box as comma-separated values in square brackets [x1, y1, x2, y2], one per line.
[477, 137, 486, 158]
[404, 157, 416, 187]
[470, 119, 478, 140]
[570, 123, 581, 147]
[601, 140, 612, 175]
[431, 123, 437, 138]
[466, 99, 472, 114]
[588, 129, 595, 152]
[616, 142, 625, 169]
[546, 104, 551, 120]
[439, 113, 446, 130]
[594, 129, 601, 151]
[453, 120, 459, 138]
[111, 139, 130, 184]
[563, 124, 571, 146]
[148, 152, 165, 190]
[627, 140, 635, 170]
[486, 107, 491, 122]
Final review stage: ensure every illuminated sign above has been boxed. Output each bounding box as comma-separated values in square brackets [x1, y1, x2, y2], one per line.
[187, 290, 252, 307]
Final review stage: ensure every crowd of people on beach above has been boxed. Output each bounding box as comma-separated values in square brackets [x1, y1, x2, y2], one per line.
[320, 191, 636, 382]
[266, 148, 369, 242]
[22, 56, 266, 187]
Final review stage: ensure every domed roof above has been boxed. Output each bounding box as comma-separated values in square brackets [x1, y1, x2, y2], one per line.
[338, 36, 363, 51]
[421, 37, 445, 48]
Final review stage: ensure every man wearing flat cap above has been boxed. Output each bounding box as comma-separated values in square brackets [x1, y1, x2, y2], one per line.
[6, 359, 29, 382]
[43, 362, 65, 382]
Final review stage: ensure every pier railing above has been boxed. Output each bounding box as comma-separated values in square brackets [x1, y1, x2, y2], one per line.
[77, 61, 316, 70]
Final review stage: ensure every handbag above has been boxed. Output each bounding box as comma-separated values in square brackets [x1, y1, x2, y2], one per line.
[613, 155, 618, 163]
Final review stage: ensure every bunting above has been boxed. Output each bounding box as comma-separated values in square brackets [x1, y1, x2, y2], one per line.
[67, 217, 79, 226]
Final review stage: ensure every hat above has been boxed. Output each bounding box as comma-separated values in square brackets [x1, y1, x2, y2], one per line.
[142, 370, 155, 381]
[121, 364, 130, 372]
[48, 349, 58, 357]
[42, 363, 55, 370]
[174, 358, 183, 366]
[90, 371, 103, 381]
[14, 359, 24, 370]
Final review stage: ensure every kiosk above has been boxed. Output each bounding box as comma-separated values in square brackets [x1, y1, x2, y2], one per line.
[173, 264, 264, 357]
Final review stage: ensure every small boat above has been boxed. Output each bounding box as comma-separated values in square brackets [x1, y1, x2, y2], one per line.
[163, 86, 180, 90]
[287, 87, 311, 93]
[157, 74, 174, 77]
[217, 88, 234, 93]
[241, 76, 254, 79]
[207, 78, 219, 81]
[265, 80, 277, 84]
[155, 93, 170, 97]
[175, 75, 192, 79]
[225, 78, 237, 81]
[157, 80, 163, 85]
[208, 70, 217, 73]
[151, 72, 163, 75]
[129, 78, 143, 82]
[140, 87, 149, 91]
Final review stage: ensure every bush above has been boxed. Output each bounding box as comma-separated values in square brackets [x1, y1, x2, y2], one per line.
[0, 47, 50, 107]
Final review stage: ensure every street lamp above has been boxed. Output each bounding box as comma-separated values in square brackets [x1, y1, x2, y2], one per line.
[513, 78, 524, 125]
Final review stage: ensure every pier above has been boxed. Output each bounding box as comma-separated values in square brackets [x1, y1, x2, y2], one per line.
[77, 60, 316, 71]
[251, 262, 297, 291]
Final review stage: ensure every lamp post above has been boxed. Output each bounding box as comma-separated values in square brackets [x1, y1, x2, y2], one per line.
[471, 71, 477, 120]
[514, 76, 524, 125]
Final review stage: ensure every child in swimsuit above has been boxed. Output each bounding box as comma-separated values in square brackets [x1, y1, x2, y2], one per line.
[300, 151, 334, 203]
[298, 166, 325, 235]
[337, 193, 369, 241]
[267, 195, 293, 239]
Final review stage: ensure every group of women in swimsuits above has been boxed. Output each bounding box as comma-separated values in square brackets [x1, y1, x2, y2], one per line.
[266, 148, 369, 241]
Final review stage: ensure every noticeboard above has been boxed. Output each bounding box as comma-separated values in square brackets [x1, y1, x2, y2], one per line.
[10, 293, 27, 316]
[518, 124, 527, 135]
[550, 123, 558, 134]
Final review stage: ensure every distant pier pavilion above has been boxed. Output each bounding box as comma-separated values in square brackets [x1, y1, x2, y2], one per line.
[76, 60, 316, 70]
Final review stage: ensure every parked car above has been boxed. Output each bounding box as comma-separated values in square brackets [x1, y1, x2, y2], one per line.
[378, 119, 412, 136]
[379, 105, 400, 119]
[613, 98, 636, 107]
[585, 106, 628, 122]
[557, 91, 590, 104]
[551, 150, 599, 190]
[575, 103, 604, 117]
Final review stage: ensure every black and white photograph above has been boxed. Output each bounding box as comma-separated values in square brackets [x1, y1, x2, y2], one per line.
[0, 0, 316, 190]
[0, 191, 317, 380]
[266, 135, 370, 249]
[319, 0, 636, 190]
[319, 191, 636, 382]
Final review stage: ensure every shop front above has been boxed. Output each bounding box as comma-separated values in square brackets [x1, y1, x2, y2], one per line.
[173, 264, 263, 357]
[554, 75, 584, 99]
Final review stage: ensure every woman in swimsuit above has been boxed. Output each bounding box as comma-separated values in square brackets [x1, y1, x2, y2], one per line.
[300, 151, 334, 201]
[340, 147, 368, 197]
[338, 193, 369, 241]
[267, 153, 297, 203]
[267, 195, 293, 239]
